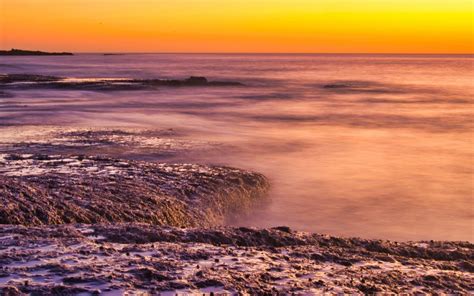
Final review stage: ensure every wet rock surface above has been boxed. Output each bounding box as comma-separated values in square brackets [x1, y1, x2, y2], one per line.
[0, 128, 220, 161]
[322, 81, 404, 94]
[0, 224, 472, 294]
[0, 128, 472, 294]
[0, 154, 268, 227]
[0, 74, 243, 91]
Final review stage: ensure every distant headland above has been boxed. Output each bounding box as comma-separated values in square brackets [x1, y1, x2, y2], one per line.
[0, 48, 73, 56]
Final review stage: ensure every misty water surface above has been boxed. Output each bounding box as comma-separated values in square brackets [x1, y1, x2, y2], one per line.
[1, 53, 472, 241]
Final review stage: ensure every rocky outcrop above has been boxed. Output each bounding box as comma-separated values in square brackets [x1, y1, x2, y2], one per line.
[0, 128, 222, 163]
[0, 224, 472, 294]
[0, 154, 268, 227]
[321, 80, 409, 94]
[0, 49, 73, 56]
[0, 74, 61, 83]
[0, 74, 243, 91]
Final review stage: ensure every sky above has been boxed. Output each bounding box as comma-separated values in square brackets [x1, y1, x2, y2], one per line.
[1, 0, 473, 53]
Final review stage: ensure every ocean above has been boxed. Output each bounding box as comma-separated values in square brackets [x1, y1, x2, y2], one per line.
[1, 53, 472, 241]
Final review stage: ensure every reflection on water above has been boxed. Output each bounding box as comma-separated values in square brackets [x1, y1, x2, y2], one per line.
[1, 53, 473, 241]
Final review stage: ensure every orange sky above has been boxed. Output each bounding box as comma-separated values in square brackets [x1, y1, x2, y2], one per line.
[1, 0, 473, 53]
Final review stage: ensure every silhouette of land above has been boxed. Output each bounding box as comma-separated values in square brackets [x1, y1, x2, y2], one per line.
[0, 48, 73, 56]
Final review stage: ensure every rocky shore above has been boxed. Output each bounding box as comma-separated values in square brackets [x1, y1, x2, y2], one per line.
[0, 128, 472, 294]
[0, 154, 268, 227]
[0, 224, 472, 294]
[0, 74, 243, 92]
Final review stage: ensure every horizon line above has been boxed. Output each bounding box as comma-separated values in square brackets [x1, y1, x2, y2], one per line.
[2, 48, 473, 56]
[74, 51, 474, 55]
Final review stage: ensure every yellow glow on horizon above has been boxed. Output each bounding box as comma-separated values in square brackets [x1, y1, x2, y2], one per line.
[1, 0, 473, 53]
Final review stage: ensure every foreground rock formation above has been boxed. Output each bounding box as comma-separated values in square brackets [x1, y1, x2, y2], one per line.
[0, 154, 268, 227]
[0, 128, 472, 294]
[0, 224, 472, 294]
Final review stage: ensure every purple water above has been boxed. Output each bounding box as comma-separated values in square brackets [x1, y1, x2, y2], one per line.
[1, 53, 473, 241]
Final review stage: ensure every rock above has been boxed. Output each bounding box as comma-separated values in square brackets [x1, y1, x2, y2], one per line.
[0, 73, 243, 91]
[0, 223, 471, 294]
[273, 226, 292, 233]
[323, 83, 349, 89]
[0, 286, 22, 296]
[0, 154, 269, 227]
[184, 76, 208, 85]
[132, 268, 171, 282]
[195, 279, 225, 288]
[0, 74, 61, 83]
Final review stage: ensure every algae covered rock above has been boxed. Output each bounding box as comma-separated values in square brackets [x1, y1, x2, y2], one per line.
[0, 154, 268, 227]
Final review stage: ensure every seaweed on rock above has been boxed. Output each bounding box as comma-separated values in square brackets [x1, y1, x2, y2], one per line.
[0, 154, 268, 227]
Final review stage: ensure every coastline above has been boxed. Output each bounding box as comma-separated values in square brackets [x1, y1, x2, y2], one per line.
[0, 127, 472, 294]
[1, 223, 472, 294]
[0, 49, 73, 56]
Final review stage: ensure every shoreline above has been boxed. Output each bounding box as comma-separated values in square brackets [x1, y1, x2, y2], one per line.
[0, 49, 73, 56]
[0, 153, 268, 227]
[0, 127, 472, 294]
[1, 223, 472, 294]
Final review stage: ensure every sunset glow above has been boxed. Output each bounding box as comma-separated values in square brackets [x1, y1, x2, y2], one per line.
[1, 0, 472, 53]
